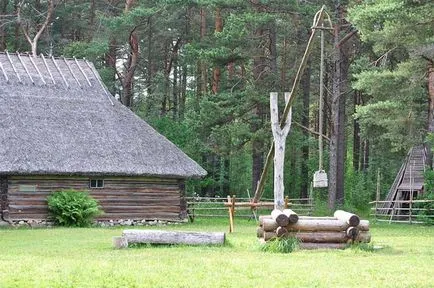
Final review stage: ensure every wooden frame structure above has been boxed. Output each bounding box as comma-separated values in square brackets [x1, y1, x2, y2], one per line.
[225, 195, 290, 232]
[370, 199, 434, 224]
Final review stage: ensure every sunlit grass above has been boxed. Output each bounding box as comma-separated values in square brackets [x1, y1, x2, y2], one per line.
[0, 218, 433, 287]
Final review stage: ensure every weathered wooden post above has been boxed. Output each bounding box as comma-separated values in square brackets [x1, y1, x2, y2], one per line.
[270, 92, 292, 210]
[227, 195, 235, 233]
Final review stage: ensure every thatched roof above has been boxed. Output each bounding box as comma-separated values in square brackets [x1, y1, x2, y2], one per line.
[0, 52, 206, 178]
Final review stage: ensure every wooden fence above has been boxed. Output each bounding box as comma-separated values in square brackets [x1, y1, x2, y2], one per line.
[370, 200, 433, 224]
[186, 196, 313, 222]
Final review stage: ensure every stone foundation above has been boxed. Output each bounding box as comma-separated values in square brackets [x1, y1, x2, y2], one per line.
[3, 218, 188, 228]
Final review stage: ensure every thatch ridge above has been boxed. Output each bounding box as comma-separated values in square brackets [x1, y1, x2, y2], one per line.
[0, 52, 206, 178]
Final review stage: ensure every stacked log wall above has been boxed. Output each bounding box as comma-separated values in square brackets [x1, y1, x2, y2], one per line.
[0, 175, 8, 220]
[6, 175, 184, 221]
[257, 211, 371, 248]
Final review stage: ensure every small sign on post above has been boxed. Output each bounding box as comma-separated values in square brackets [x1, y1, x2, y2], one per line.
[313, 170, 328, 188]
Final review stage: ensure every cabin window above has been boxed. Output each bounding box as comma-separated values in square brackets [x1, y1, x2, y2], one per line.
[19, 184, 36, 192]
[89, 179, 104, 188]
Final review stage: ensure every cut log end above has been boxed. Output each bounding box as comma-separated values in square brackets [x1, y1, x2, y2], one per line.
[112, 236, 128, 249]
[283, 209, 299, 224]
[346, 226, 359, 239]
[334, 210, 360, 226]
[271, 209, 289, 227]
[276, 226, 288, 237]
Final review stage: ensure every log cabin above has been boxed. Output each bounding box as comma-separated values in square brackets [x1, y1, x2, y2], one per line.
[0, 52, 206, 223]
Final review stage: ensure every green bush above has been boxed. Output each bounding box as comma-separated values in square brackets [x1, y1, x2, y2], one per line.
[259, 237, 299, 253]
[47, 190, 102, 227]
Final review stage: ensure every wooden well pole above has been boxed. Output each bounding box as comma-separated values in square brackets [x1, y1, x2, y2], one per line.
[270, 92, 292, 210]
[252, 6, 327, 203]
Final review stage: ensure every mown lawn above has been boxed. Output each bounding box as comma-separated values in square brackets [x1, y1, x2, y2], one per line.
[0, 219, 433, 288]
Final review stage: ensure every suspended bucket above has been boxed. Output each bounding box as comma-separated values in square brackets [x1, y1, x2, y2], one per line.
[313, 170, 328, 188]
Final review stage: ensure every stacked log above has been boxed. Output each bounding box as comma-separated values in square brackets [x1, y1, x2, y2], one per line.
[113, 230, 225, 248]
[257, 210, 371, 249]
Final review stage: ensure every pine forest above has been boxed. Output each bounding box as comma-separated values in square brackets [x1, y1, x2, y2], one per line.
[1, 0, 433, 214]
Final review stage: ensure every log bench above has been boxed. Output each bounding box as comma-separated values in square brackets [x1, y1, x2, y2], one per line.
[113, 230, 226, 248]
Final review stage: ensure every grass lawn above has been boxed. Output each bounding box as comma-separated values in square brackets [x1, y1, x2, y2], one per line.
[0, 218, 433, 288]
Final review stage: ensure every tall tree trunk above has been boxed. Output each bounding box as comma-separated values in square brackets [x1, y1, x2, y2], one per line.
[426, 61, 434, 168]
[251, 14, 277, 194]
[280, 37, 288, 91]
[195, 7, 207, 111]
[180, 65, 187, 120]
[146, 16, 157, 104]
[172, 57, 178, 120]
[300, 61, 311, 198]
[179, 7, 190, 119]
[427, 61, 434, 132]
[120, 0, 139, 108]
[353, 91, 362, 171]
[251, 23, 266, 193]
[162, 42, 169, 116]
[200, 8, 207, 94]
[362, 139, 369, 172]
[105, 37, 117, 94]
[328, 3, 348, 210]
[13, 0, 20, 51]
[198, 7, 207, 96]
[87, 0, 96, 40]
[121, 29, 139, 108]
[212, 7, 223, 94]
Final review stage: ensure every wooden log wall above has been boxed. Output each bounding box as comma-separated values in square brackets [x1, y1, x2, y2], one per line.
[257, 211, 371, 249]
[0, 176, 8, 220]
[6, 175, 184, 221]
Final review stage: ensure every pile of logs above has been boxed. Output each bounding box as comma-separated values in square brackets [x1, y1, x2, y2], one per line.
[257, 210, 371, 249]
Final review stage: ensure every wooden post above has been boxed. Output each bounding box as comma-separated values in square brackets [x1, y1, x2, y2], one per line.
[409, 161, 414, 224]
[190, 196, 195, 223]
[270, 92, 292, 210]
[376, 169, 381, 218]
[309, 181, 314, 215]
[227, 195, 235, 233]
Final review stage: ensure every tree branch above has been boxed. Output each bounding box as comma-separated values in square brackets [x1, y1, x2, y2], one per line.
[17, 0, 54, 56]
[293, 121, 330, 141]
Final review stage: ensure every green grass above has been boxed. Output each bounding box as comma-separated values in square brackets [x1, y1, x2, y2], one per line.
[0, 219, 433, 288]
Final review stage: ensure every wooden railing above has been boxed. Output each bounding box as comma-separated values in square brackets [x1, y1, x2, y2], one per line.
[370, 200, 434, 224]
[186, 196, 313, 222]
